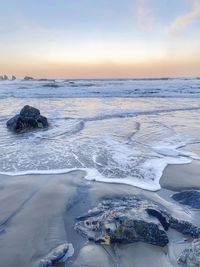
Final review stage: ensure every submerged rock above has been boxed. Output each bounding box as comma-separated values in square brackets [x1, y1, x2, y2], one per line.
[178, 239, 200, 267]
[6, 105, 48, 133]
[75, 196, 200, 247]
[39, 243, 74, 267]
[172, 191, 200, 209]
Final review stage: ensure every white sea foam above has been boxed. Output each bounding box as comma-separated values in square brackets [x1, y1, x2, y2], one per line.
[0, 136, 197, 191]
[0, 153, 192, 191]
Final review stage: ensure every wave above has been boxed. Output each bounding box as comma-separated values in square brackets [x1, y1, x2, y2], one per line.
[83, 106, 200, 122]
[0, 93, 200, 191]
[31, 119, 85, 139]
[42, 83, 61, 88]
[0, 133, 199, 191]
[0, 156, 193, 191]
[0, 78, 200, 98]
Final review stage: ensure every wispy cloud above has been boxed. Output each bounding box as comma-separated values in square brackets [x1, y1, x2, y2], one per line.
[169, 0, 200, 34]
[136, 0, 154, 32]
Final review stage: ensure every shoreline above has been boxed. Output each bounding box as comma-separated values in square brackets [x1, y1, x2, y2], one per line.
[0, 160, 199, 267]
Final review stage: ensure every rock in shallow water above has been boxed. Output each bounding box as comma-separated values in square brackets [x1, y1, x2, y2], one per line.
[39, 243, 74, 267]
[24, 76, 34, 80]
[178, 239, 200, 267]
[172, 191, 200, 209]
[6, 105, 48, 133]
[75, 196, 200, 247]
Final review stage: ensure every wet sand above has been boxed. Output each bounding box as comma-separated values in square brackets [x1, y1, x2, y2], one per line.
[0, 161, 199, 267]
[160, 160, 200, 191]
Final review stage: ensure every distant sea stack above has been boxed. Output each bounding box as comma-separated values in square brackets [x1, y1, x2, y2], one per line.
[6, 105, 49, 133]
[0, 75, 17, 80]
[0, 75, 8, 80]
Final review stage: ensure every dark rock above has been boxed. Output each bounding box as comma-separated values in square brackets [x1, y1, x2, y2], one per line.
[172, 191, 200, 209]
[0, 75, 3, 80]
[11, 75, 16, 80]
[146, 208, 169, 231]
[178, 239, 200, 266]
[147, 208, 200, 238]
[39, 243, 74, 267]
[75, 196, 169, 247]
[169, 216, 200, 238]
[24, 76, 34, 81]
[3, 75, 8, 80]
[6, 105, 48, 133]
[20, 105, 40, 119]
[75, 196, 200, 248]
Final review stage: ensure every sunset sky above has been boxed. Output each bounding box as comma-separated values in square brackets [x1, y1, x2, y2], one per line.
[0, 0, 200, 78]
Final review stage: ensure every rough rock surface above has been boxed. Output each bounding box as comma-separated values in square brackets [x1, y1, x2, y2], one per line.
[146, 208, 200, 237]
[39, 243, 74, 267]
[172, 191, 200, 209]
[6, 105, 48, 133]
[178, 239, 200, 267]
[75, 196, 200, 247]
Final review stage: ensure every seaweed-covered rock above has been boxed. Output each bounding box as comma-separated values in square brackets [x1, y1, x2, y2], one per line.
[75, 196, 200, 247]
[172, 191, 200, 209]
[39, 243, 74, 267]
[6, 105, 48, 133]
[178, 239, 200, 267]
[75, 196, 168, 247]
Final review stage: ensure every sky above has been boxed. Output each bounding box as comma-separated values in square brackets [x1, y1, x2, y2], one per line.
[0, 0, 200, 78]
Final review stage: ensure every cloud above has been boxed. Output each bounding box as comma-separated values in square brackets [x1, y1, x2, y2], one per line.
[169, 0, 200, 34]
[136, 0, 154, 32]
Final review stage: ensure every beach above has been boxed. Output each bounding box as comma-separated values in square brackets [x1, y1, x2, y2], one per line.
[0, 160, 199, 267]
[1, 0, 200, 264]
[0, 78, 200, 266]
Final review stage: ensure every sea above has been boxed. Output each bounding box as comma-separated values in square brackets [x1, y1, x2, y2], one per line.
[0, 77, 200, 191]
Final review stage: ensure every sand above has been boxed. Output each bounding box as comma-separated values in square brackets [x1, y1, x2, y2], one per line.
[161, 160, 200, 191]
[0, 171, 84, 267]
[0, 161, 199, 267]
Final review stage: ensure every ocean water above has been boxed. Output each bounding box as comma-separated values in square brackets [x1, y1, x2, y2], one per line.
[0, 78, 200, 191]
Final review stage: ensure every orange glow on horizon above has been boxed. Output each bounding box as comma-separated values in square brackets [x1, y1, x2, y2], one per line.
[1, 59, 200, 79]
